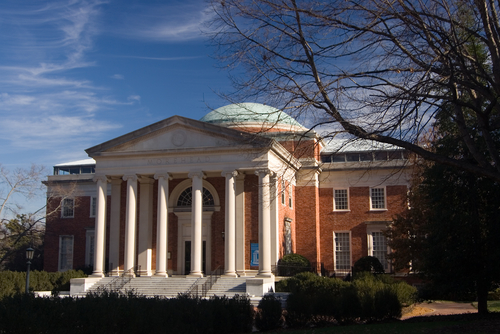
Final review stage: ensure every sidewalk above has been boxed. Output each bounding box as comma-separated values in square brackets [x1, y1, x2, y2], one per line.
[402, 301, 477, 319]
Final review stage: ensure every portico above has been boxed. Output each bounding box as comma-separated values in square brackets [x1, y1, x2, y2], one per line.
[87, 115, 300, 281]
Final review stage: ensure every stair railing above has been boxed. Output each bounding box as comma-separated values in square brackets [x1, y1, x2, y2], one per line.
[201, 266, 222, 297]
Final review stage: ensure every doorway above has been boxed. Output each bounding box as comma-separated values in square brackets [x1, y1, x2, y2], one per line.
[184, 241, 207, 275]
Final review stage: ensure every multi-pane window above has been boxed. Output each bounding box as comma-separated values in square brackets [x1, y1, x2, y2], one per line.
[371, 232, 388, 270]
[370, 187, 386, 210]
[288, 183, 293, 208]
[59, 235, 74, 271]
[61, 198, 74, 218]
[334, 232, 351, 271]
[177, 187, 214, 207]
[334, 189, 349, 210]
[90, 197, 96, 217]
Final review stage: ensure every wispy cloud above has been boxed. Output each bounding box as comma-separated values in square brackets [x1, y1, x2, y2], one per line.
[109, 1, 214, 42]
[111, 74, 124, 80]
[0, 0, 139, 161]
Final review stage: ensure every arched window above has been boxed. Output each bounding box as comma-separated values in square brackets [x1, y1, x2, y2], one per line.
[176, 187, 215, 208]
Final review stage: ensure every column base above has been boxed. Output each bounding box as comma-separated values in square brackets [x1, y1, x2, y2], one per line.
[91, 271, 105, 278]
[188, 272, 204, 278]
[256, 271, 274, 278]
[154, 272, 168, 277]
[222, 272, 238, 278]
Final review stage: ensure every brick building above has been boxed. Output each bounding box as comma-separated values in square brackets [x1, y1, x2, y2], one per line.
[44, 103, 409, 293]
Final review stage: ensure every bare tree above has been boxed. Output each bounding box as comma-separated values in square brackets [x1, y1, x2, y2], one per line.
[0, 164, 79, 269]
[209, 0, 500, 181]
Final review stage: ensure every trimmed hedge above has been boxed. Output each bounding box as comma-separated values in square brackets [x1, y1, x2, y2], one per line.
[0, 292, 254, 334]
[0, 270, 86, 299]
[282, 272, 418, 326]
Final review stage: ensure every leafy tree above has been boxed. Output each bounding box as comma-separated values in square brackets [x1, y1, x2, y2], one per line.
[388, 107, 500, 314]
[209, 0, 500, 181]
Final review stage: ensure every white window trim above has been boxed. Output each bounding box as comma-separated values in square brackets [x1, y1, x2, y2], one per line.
[61, 198, 74, 218]
[366, 224, 391, 273]
[333, 188, 350, 211]
[58, 235, 74, 272]
[85, 229, 95, 267]
[369, 186, 387, 211]
[333, 231, 352, 274]
[90, 196, 97, 218]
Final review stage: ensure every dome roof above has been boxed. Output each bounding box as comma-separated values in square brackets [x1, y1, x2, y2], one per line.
[200, 103, 307, 132]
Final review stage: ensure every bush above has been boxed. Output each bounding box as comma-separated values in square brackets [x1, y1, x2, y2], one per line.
[353, 256, 385, 275]
[0, 270, 87, 300]
[277, 254, 310, 276]
[284, 271, 417, 327]
[255, 294, 282, 331]
[0, 292, 254, 333]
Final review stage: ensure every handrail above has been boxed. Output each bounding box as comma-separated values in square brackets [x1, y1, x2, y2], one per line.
[96, 265, 140, 294]
[201, 266, 222, 298]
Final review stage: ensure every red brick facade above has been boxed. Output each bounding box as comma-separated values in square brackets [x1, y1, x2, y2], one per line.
[44, 111, 409, 276]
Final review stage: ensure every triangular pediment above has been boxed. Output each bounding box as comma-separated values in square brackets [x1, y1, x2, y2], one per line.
[86, 115, 270, 156]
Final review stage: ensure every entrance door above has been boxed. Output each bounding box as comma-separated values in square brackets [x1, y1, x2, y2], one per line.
[184, 241, 206, 275]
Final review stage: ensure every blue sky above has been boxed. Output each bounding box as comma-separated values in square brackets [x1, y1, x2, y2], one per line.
[0, 0, 232, 171]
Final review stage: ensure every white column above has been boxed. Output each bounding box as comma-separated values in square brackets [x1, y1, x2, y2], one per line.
[154, 173, 170, 277]
[270, 174, 279, 267]
[223, 170, 238, 277]
[123, 174, 138, 277]
[255, 169, 274, 278]
[138, 176, 154, 276]
[92, 175, 107, 277]
[235, 173, 246, 276]
[188, 171, 204, 277]
[109, 178, 122, 276]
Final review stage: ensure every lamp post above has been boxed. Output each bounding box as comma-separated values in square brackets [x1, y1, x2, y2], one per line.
[25, 247, 34, 294]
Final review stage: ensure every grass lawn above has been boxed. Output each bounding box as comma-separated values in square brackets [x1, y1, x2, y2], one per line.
[268, 309, 500, 334]
[471, 300, 500, 312]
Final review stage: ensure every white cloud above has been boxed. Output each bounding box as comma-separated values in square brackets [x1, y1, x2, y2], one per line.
[128, 95, 141, 102]
[111, 74, 124, 80]
[110, 2, 214, 42]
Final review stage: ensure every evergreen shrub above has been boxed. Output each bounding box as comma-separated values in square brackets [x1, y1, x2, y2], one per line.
[0, 270, 86, 299]
[255, 294, 283, 331]
[277, 254, 310, 276]
[283, 271, 417, 327]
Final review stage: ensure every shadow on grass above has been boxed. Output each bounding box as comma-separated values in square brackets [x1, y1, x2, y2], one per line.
[269, 312, 500, 334]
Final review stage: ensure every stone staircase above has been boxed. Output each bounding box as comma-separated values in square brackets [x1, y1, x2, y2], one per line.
[75, 276, 253, 299]
[205, 277, 247, 298]
[79, 276, 204, 298]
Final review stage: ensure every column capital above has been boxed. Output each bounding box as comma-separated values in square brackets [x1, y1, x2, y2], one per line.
[123, 174, 138, 182]
[188, 171, 206, 179]
[93, 175, 108, 183]
[154, 172, 172, 181]
[255, 169, 275, 178]
[221, 170, 238, 178]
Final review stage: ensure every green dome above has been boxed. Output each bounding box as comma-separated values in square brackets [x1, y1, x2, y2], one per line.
[200, 103, 306, 130]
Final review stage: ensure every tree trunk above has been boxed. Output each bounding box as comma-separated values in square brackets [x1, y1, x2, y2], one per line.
[477, 279, 489, 315]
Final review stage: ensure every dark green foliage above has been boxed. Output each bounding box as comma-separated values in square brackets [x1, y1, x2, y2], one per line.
[353, 256, 385, 275]
[282, 272, 417, 327]
[255, 294, 283, 331]
[0, 270, 86, 298]
[0, 292, 254, 334]
[277, 253, 311, 276]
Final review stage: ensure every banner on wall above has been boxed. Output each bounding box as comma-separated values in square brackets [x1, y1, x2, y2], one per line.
[250, 243, 259, 266]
